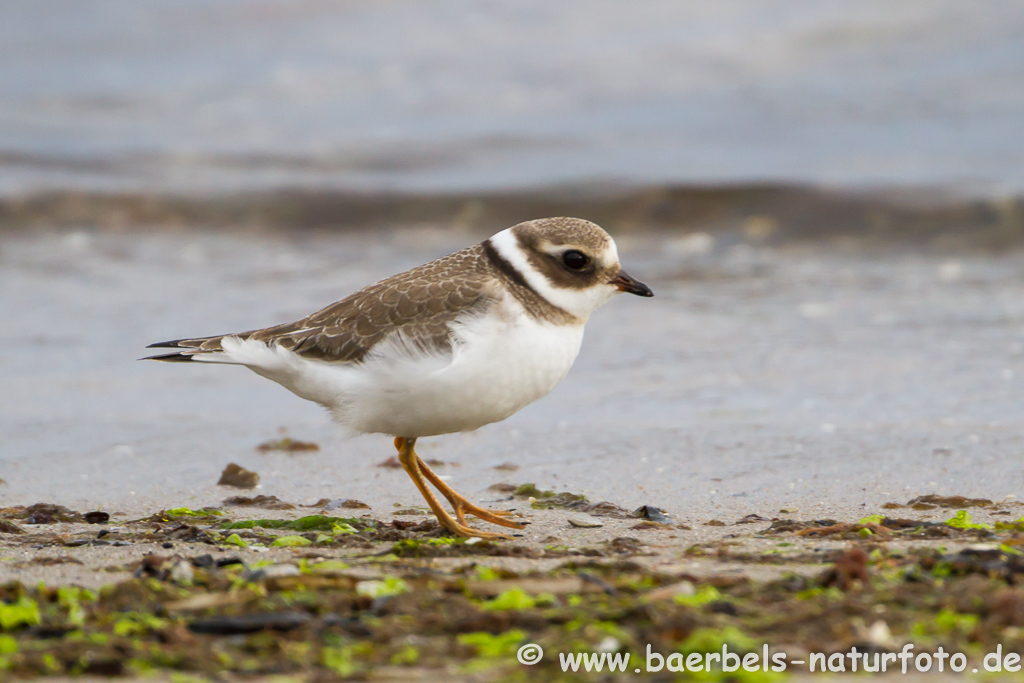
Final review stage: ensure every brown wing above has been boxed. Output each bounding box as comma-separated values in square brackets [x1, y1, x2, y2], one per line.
[146, 244, 498, 363]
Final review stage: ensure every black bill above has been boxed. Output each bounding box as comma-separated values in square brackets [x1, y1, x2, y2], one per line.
[609, 270, 654, 297]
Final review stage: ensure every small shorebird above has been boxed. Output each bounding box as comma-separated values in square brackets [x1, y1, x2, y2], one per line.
[145, 217, 653, 538]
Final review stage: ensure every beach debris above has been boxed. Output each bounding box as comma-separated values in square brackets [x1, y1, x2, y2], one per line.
[632, 505, 668, 522]
[797, 522, 891, 538]
[1, 503, 83, 524]
[908, 494, 993, 509]
[217, 463, 260, 488]
[492, 462, 520, 471]
[302, 497, 370, 510]
[607, 537, 644, 554]
[578, 501, 628, 517]
[175, 525, 218, 544]
[0, 519, 25, 534]
[0, 493, 1020, 679]
[188, 612, 311, 635]
[645, 580, 697, 602]
[919, 546, 1024, 581]
[168, 559, 195, 585]
[273, 535, 312, 547]
[84, 511, 110, 524]
[143, 507, 223, 523]
[255, 436, 319, 453]
[763, 518, 838, 534]
[221, 515, 366, 532]
[464, 576, 604, 598]
[191, 555, 244, 569]
[945, 510, 993, 530]
[165, 592, 251, 614]
[222, 494, 295, 510]
[568, 514, 603, 528]
[507, 483, 628, 517]
[531, 491, 587, 509]
[819, 546, 870, 590]
[246, 564, 303, 579]
[12, 555, 82, 568]
[735, 513, 769, 524]
[325, 498, 370, 510]
[131, 554, 176, 579]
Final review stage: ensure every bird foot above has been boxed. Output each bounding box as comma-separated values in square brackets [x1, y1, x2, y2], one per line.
[436, 516, 514, 540]
[394, 437, 526, 540]
[450, 499, 525, 529]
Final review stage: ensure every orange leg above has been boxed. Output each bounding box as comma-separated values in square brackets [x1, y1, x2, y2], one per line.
[394, 437, 516, 539]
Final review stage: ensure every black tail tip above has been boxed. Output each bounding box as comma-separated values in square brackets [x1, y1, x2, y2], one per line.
[146, 339, 187, 349]
[140, 352, 194, 362]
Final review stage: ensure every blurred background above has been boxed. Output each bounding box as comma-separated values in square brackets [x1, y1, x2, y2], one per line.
[2, 1, 1023, 515]
[3, 0, 1024, 232]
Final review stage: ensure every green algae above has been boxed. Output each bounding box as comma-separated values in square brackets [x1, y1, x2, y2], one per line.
[945, 510, 993, 530]
[164, 507, 224, 518]
[272, 535, 313, 547]
[0, 596, 40, 630]
[2, 505, 1024, 680]
[221, 515, 367, 532]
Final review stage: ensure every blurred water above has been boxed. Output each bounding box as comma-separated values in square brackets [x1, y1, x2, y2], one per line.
[1, 0, 1023, 197]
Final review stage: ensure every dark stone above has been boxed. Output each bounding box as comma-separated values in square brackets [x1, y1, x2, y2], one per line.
[217, 462, 260, 489]
[188, 611, 312, 634]
[631, 505, 668, 522]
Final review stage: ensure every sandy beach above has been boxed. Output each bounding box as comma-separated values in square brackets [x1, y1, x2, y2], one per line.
[4, 218, 1023, 518]
[0, 216, 1022, 678]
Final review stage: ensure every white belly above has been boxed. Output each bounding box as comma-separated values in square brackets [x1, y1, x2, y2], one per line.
[228, 299, 585, 437]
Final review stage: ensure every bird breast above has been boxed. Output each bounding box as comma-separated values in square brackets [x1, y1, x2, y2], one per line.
[332, 297, 586, 437]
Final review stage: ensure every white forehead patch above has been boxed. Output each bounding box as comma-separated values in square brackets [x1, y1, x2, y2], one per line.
[488, 227, 620, 321]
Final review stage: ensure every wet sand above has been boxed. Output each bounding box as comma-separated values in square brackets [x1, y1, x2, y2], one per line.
[2, 223, 1022, 520]
[3, 221, 1024, 679]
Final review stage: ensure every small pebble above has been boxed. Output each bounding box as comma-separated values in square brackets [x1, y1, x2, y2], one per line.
[568, 515, 603, 528]
[169, 560, 195, 584]
[246, 564, 301, 581]
[646, 580, 697, 601]
[217, 463, 260, 489]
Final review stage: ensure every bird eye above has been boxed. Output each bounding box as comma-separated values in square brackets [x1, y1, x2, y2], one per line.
[562, 250, 588, 270]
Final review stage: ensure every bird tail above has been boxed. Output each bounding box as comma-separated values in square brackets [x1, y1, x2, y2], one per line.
[141, 335, 234, 363]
